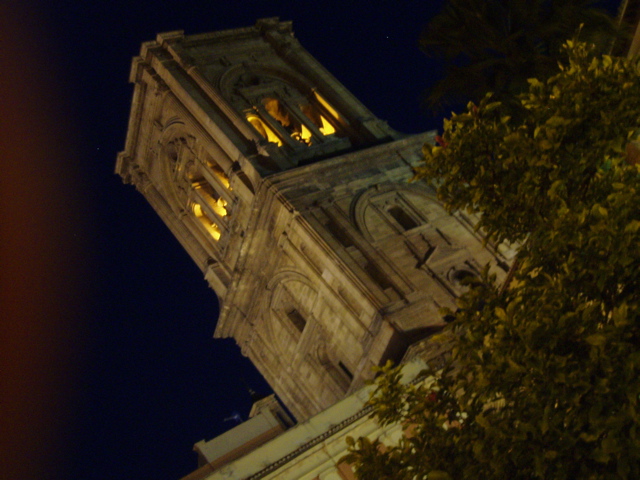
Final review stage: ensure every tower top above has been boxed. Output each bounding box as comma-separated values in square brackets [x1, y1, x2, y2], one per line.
[115, 17, 406, 315]
[117, 18, 400, 185]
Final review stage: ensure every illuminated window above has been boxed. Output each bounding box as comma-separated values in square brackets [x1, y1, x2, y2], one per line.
[246, 91, 341, 148]
[300, 90, 340, 136]
[209, 164, 230, 189]
[301, 104, 335, 136]
[201, 152, 232, 190]
[212, 197, 228, 218]
[247, 113, 282, 146]
[263, 98, 313, 145]
[192, 203, 221, 240]
[314, 91, 339, 117]
[192, 180, 228, 217]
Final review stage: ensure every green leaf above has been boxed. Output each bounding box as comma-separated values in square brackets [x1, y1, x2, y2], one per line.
[548, 180, 564, 199]
[593, 448, 610, 463]
[451, 113, 472, 123]
[545, 116, 570, 127]
[580, 432, 599, 442]
[534, 125, 542, 139]
[590, 204, 608, 218]
[476, 413, 490, 429]
[602, 436, 620, 454]
[391, 38, 640, 480]
[483, 102, 501, 113]
[625, 220, 640, 233]
[541, 404, 551, 434]
[539, 139, 553, 150]
[528, 78, 543, 88]
[427, 471, 452, 480]
[585, 334, 606, 347]
[612, 303, 629, 327]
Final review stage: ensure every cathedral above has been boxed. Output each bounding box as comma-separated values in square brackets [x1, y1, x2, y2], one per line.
[116, 18, 512, 476]
[116, 17, 511, 422]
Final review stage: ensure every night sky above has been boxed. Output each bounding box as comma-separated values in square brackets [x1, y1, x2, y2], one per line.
[1, 0, 621, 479]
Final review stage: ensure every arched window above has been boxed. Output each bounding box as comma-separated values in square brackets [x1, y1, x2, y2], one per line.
[310, 90, 339, 135]
[301, 104, 335, 136]
[353, 186, 429, 241]
[233, 72, 342, 148]
[263, 97, 313, 145]
[247, 113, 282, 146]
[268, 274, 317, 344]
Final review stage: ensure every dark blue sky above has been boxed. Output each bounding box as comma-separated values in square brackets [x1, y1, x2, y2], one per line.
[1, 0, 622, 479]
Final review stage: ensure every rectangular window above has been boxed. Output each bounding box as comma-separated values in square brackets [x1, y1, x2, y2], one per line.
[388, 205, 418, 231]
[338, 361, 354, 381]
[364, 261, 392, 290]
[286, 309, 307, 333]
[325, 217, 354, 248]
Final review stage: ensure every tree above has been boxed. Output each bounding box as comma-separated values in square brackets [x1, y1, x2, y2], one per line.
[345, 41, 640, 479]
[421, 0, 621, 113]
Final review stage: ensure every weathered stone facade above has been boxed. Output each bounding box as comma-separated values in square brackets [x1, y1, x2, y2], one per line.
[116, 18, 513, 421]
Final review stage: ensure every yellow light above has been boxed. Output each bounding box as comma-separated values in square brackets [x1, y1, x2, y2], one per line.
[247, 114, 282, 146]
[192, 202, 221, 240]
[300, 123, 313, 144]
[218, 174, 230, 189]
[212, 168, 230, 189]
[212, 197, 228, 217]
[313, 91, 340, 120]
[319, 115, 335, 135]
[263, 98, 289, 126]
[208, 223, 221, 241]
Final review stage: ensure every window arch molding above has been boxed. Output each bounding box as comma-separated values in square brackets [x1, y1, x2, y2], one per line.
[219, 65, 345, 149]
[350, 184, 438, 243]
[157, 94, 236, 185]
[158, 117, 233, 247]
[265, 269, 318, 350]
[158, 119, 195, 215]
[219, 64, 313, 102]
[265, 269, 316, 293]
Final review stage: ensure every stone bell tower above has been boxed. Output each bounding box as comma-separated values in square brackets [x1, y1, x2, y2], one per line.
[116, 18, 512, 421]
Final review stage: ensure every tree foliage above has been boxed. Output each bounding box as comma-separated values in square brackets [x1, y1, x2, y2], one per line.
[345, 42, 640, 479]
[418, 40, 640, 245]
[421, 0, 621, 113]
